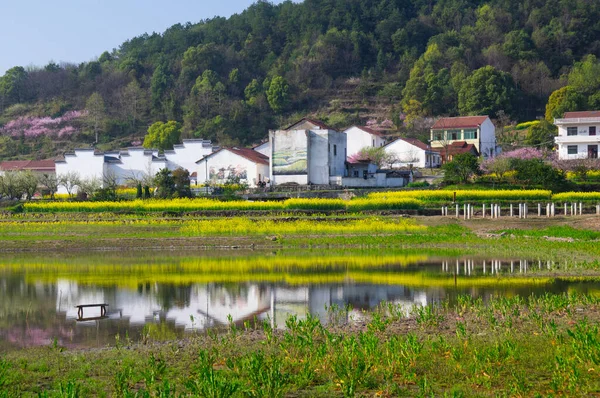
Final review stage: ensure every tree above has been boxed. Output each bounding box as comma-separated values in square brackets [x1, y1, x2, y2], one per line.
[545, 86, 583, 122]
[349, 146, 396, 168]
[0, 66, 28, 108]
[78, 177, 102, 198]
[85, 92, 106, 144]
[120, 80, 148, 131]
[458, 66, 517, 117]
[143, 121, 181, 151]
[59, 171, 81, 198]
[525, 120, 557, 150]
[172, 167, 192, 198]
[154, 168, 175, 198]
[266, 75, 289, 113]
[39, 173, 59, 199]
[512, 158, 567, 190]
[442, 153, 480, 184]
[20, 171, 39, 200]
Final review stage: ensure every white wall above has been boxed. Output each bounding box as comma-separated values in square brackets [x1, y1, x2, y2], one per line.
[480, 118, 497, 158]
[56, 149, 105, 194]
[165, 140, 213, 172]
[328, 130, 347, 177]
[196, 149, 266, 188]
[344, 126, 385, 158]
[254, 142, 270, 157]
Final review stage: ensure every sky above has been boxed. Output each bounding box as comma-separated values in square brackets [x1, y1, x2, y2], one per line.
[0, 0, 290, 75]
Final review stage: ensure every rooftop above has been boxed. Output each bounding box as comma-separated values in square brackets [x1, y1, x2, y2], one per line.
[284, 118, 334, 131]
[431, 116, 489, 129]
[562, 111, 600, 119]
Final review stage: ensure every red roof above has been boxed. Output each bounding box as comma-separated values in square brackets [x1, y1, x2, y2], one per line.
[563, 111, 600, 118]
[432, 141, 479, 157]
[399, 137, 429, 150]
[431, 116, 489, 129]
[0, 159, 55, 172]
[354, 126, 385, 138]
[197, 147, 269, 165]
[227, 147, 269, 165]
[284, 118, 334, 131]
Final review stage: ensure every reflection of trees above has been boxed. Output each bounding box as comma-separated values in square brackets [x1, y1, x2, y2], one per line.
[155, 284, 192, 310]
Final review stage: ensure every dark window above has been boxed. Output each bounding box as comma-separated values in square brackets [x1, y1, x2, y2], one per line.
[372, 139, 375, 146]
[590, 126, 597, 136]
[568, 145, 578, 155]
[353, 170, 359, 177]
[448, 130, 460, 140]
[328, 144, 330, 153]
[567, 127, 578, 136]
[363, 170, 368, 179]
[334, 145, 337, 156]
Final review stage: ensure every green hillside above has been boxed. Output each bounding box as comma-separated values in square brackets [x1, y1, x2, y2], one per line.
[1, 0, 600, 159]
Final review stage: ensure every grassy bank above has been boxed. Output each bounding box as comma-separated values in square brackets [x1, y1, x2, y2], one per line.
[2, 293, 600, 396]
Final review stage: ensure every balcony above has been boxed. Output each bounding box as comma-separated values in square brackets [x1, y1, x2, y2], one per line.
[555, 117, 600, 125]
[555, 135, 600, 144]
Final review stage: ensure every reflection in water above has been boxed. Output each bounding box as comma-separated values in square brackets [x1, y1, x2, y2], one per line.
[0, 254, 595, 351]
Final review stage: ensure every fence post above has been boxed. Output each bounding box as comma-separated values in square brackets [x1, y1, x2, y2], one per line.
[579, 202, 583, 215]
[464, 204, 467, 220]
[482, 204, 486, 218]
[510, 203, 513, 217]
[456, 204, 459, 218]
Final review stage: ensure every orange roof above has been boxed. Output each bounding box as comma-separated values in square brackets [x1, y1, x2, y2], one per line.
[563, 111, 600, 118]
[432, 141, 479, 157]
[432, 116, 488, 129]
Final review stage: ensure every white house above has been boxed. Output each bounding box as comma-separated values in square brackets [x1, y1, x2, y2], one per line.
[344, 126, 386, 158]
[55, 139, 214, 194]
[383, 137, 441, 168]
[269, 118, 347, 186]
[196, 147, 269, 188]
[253, 141, 270, 157]
[554, 111, 600, 159]
[430, 116, 497, 159]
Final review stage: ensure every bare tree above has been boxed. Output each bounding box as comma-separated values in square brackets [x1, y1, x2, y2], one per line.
[102, 170, 120, 197]
[79, 177, 102, 198]
[39, 173, 59, 199]
[59, 171, 81, 198]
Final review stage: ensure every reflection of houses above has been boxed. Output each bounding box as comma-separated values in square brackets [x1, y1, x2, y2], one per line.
[55, 139, 214, 194]
[384, 137, 441, 168]
[344, 126, 386, 158]
[554, 111, 600, 159]
[196, 147, 269, 187]
[430, 116, 497, 160]
[269, 118, 347, 186]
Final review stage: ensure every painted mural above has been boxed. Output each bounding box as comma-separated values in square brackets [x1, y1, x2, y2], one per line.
[209, 165, 247, 182]
[272, 131, 308, 175]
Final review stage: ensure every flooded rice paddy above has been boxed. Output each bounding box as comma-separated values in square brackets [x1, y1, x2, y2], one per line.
[1, 250, 598, 351]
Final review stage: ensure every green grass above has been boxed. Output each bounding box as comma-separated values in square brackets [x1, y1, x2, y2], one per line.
[3, 293, 600, 396]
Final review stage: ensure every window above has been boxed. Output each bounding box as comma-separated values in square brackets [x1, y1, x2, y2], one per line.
[328, 144, 331, 153]
[463, 129, 477, 139]
[353, 170, 359, 177]
[567, 127, 578, 136]
[432, 131, 444, 140]
[448, 130, 460, 140]
[372, 139, 375, 147]
[363, 170, 368, 178]
[334, 145, 337, 156]
[590, 126, 597, 136]
[568, 145, 578, 155]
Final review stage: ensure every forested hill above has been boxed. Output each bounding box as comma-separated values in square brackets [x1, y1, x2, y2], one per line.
[1, 0, 600, 160]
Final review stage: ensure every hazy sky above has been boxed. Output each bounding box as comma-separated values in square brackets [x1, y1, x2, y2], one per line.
[0, 0, 290, 75]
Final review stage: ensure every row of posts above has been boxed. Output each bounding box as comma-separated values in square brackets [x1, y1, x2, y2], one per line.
[440, 202, 597, 218]
[441, 259, 555, 275]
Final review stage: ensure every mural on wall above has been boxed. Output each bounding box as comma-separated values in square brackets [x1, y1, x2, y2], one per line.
[272, 131, 308, 175]
[209, 165, 247, 182]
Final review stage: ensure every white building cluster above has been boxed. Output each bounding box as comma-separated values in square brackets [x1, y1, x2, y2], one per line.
[55, 116, 499, 191]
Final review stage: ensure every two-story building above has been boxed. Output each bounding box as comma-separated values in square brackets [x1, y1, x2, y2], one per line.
[430, 116, 497, 160]
[383, 137, 441, 168]
[343, 126, 386, 158]
[554, 111, 600, 159]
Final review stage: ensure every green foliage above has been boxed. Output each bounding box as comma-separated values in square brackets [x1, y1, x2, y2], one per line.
[545, 86, 583, 121]
[525, 120, 557, 150]
[458, 66, 516, 116]
[512, 158, 567, 190]
[143, 121, 181, 151]
[442, 153, 480, 184]
[266, 75, 289, 113]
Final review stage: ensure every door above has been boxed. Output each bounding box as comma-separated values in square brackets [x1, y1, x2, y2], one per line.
[588, 145, 598, 159]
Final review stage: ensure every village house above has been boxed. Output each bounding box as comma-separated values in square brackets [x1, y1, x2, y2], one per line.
[430, 116, 497, 160]
[554, 111, 600, 160]
[343, 126, 386, 158]
[383, 137, 441, 169]
[269, 118, 346, 186]
[54, 139, 214, 194]
[433, 141, 479, 163]
[196, 147, 269, 188]
[0, 159, 55, 176]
